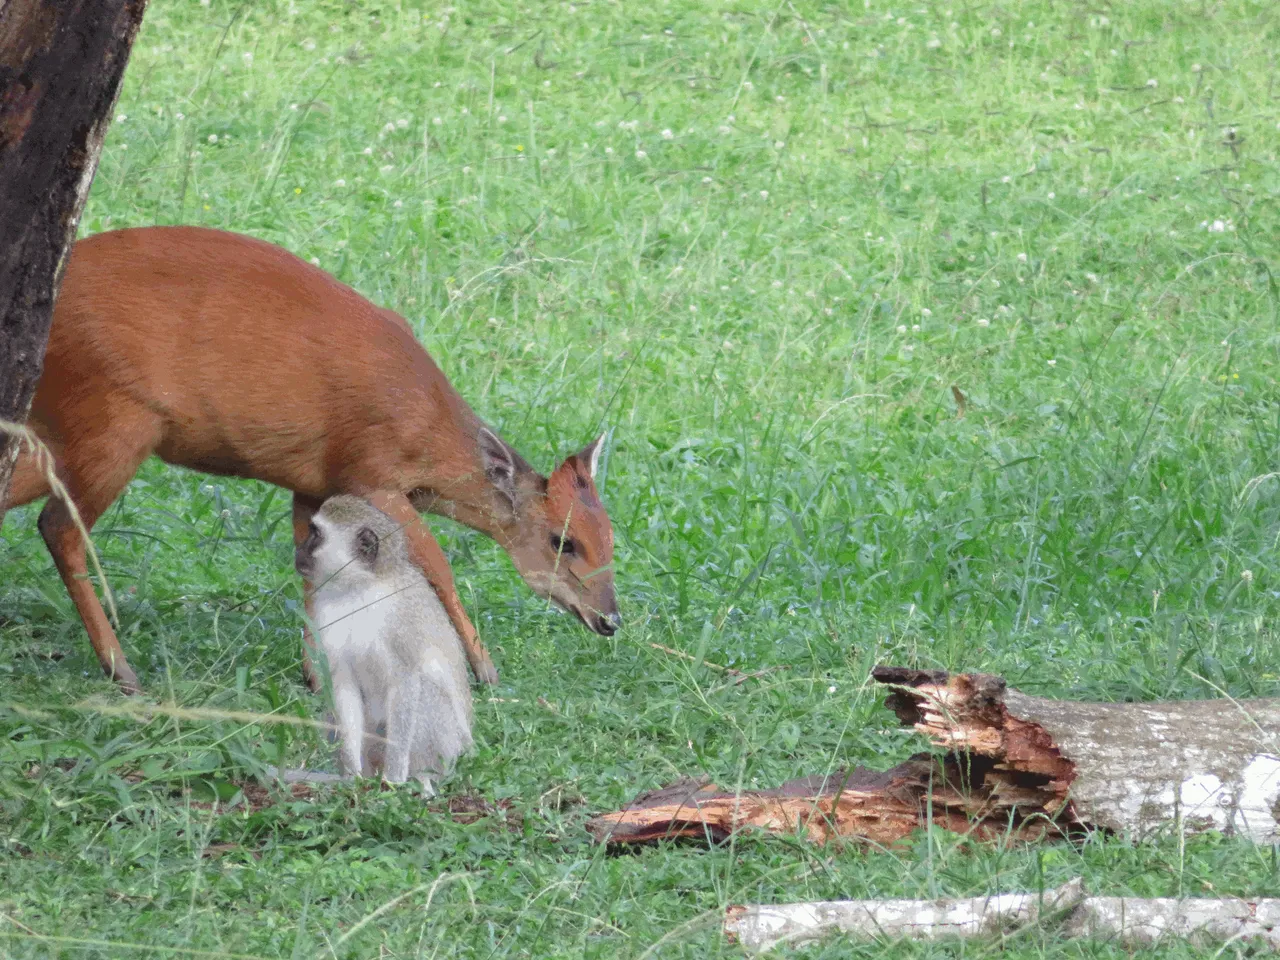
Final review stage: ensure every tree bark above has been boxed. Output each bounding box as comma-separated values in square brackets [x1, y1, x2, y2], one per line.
[0, 0, 148, 521]
[588, 667, 1280, 847]
[878, 667, 1280, 843]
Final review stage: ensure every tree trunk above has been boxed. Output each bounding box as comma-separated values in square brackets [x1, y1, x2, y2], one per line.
[0, 0, 148, 521]
[588, 667, 1280, 847]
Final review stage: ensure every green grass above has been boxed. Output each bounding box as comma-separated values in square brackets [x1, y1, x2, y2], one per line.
[4, 0, 1280, 955]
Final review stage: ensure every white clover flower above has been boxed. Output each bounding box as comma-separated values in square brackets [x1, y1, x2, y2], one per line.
[393, 199, 403, 208]
[207, 133, 218, 143]
[774, 140, 785, 149]
[498, 115, 508, 123]
[897, 324, 907, 333]
[977, 317, 990, 327]
[242, 52, 253, 64]
[912, 324, 920, 332]
[718, 125, 733, 135]
[604, 146, 613, 154]
[1192, 63, 1202, 72]
[827, 685, 837, 694]
[1242, 569, 1254, 583]
[546, 147, 556, 157]
[772, 280, 783, 288]
[1047, 191, 1056, 199]
[921, 307, 932, 317]
[334, 178, 346, 186]
[396, 118, 409, 128]
[362, 146, 373, 155]
[302, 38, 316, 51]
[759, 189, 769, 199]
[702, 176, 713, 183]
[1002, 175, 1011, 183]
[635, 149, 647, 159]
[1146, 78, 1158, 88]
[1047, 358, 1057, 367]
[462, 165, 471, 174]
[1017, 252, 1028, 263]
[1208, 219, 1226, 232]
[380, 163, 393, 172]
[927, 37, 942, 49]
[432, 117, 442, 126]
[309, 257, 320, 266]
[661, 128, 674, 139]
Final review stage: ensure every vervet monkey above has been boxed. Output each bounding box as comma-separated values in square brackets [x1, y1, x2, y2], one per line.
[294, 495, 473, 784]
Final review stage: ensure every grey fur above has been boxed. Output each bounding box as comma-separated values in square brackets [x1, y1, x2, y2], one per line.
[299, 495, 473, 785]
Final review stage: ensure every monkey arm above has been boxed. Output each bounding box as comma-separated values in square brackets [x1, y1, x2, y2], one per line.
[366, 490, 499, 686]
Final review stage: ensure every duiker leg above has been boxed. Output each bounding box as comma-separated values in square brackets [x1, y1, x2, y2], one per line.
[366, 490, 498, 685]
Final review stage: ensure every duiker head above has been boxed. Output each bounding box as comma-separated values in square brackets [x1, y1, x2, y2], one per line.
[479, 430, 621, 635]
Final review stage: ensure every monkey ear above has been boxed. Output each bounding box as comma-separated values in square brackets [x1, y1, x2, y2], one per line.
[478, 427, 519, 511]
[578, 431, 606, 480]
[355, 527, 379, 565]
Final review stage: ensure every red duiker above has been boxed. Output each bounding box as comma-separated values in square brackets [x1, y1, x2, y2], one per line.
[3, 226, 620, 693]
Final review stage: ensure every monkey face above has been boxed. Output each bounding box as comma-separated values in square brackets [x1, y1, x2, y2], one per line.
[295, 510, 380, 591]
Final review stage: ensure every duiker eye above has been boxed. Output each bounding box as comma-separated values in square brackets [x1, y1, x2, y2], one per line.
[550, 534, 576, 556]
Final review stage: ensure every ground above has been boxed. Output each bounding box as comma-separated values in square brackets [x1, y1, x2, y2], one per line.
[2, 0, 1280, 956]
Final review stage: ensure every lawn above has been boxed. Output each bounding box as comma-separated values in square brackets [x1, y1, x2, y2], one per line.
[3, 0, 1280, 956]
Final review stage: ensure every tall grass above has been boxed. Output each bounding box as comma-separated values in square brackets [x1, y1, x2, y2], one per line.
[3, 0, 1280, 956]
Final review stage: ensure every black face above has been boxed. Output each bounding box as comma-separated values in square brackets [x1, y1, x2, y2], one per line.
[295, 521, 322, 579]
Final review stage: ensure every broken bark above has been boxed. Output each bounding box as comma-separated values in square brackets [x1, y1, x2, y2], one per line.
[587, 666, 1280, 847]
[725, 880, 1280, 952]
[878, 666, 1280, 843]
[0, 0, 148, 518]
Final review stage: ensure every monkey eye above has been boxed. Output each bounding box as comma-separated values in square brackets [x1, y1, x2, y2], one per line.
[550, 534, 576, 556]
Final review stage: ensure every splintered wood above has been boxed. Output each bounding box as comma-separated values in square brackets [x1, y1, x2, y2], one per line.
[587, 666, 1280, 848]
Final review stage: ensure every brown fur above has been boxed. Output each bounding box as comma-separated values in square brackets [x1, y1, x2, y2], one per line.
[3, 226, 620, 692]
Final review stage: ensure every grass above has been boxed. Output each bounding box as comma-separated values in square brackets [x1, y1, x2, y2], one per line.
[3, 0, 1280, 955]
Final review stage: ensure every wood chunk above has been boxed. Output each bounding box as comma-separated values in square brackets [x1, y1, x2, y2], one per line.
[589, 666, 1280, 848]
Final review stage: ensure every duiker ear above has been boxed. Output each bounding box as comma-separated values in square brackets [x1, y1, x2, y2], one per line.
[479, 427, 519, 510]
[578, 431, 607, 479]
[355, 527, 379, 565]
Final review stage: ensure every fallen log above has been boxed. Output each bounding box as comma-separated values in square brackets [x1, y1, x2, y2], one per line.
[587, 666, 1280, 847]
[724, 879, 1280, 952]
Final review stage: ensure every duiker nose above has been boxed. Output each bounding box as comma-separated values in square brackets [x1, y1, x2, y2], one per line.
[593, 610, 622, 636]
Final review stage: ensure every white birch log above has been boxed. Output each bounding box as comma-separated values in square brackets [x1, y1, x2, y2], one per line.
[726, 881, 1280, 952]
